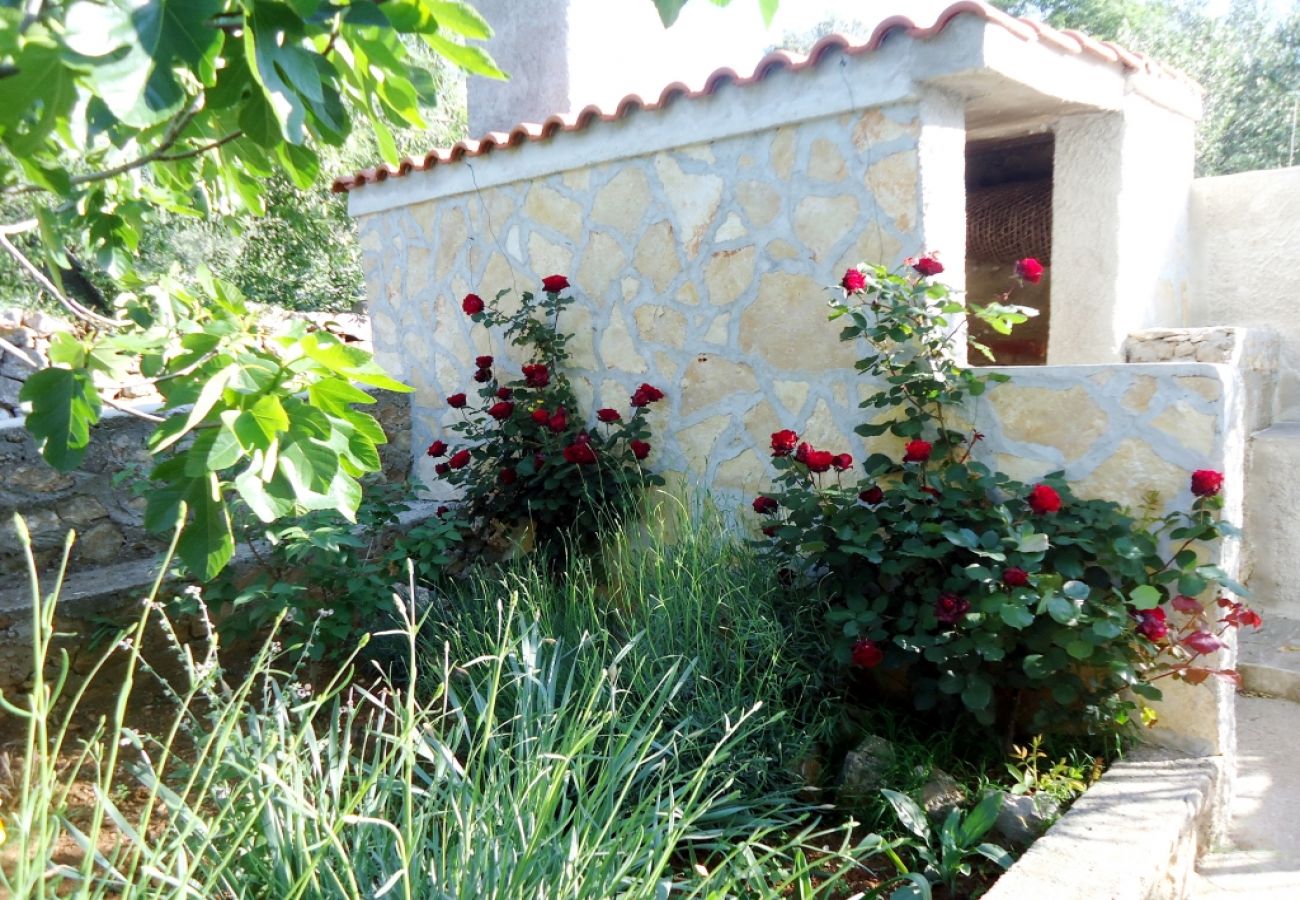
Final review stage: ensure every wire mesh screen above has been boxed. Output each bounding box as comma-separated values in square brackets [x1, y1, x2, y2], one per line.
[967, 179, 1052, 264]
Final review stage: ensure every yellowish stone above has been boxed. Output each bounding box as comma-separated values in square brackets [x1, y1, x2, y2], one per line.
[989, 385, 1107, 461]
[703, 314, 730, 345]
[681, 144, 715, 164]
[634, 220, 681, 293]
[739, 273, 859, 370]
[467, 186, 515, 235]
[995, 453, 1054, 484]
[676, 283, 699, 306]
[357, 221, 384, 254]
[1074, 439, 1189, 507]
[1123, 376, 1158, 413]
[600, 309, 648, 374]
[680, 356, 759, 416]
[576, 231, 626, 300]
[572, 375, 595, 412]
[770, 126, 797, 181]
[621, 277, 640, 300]
[774, 380, 809, 416]
[766, 239, 801, 261]
[715, 212, 748, 242]
[794, 195, 860, 262]
[1152, 403, 1217, 457]
[714, 449, 768, 491]
[867, 150, 919, 233]
[437, 207, 468, 276]
[564, 305, 599, 369]
[743, 400, 785, 450]
[653, 153, 723, 256]
[412, 200, 437, 237]
[736, 180, 781, 227]
[1177, 375, 1223, 402]
[562, 167, 591, 192]
[1091, 370, 1115, 386]
[835, 223, 903, 274]
[524, 184, 583, 242]
[802, 400, 853, 453]
[592, 168, 652, 236]
[528, 231, 573, 280]
[371, 310, 398, 346]
[808, 138, 848, 182]
[851, 108, 918, 151]
[654, 351, 679, 382]
[408, 244, 432, 293]
[704, 246, 756, 306]
[676, 415, 729, 469]
[634, 305, 688, 348]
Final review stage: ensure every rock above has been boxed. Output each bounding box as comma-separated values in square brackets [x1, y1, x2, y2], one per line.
[920, 767, 967, 822]
[23, 310, 71, 334]
[837, 734, 897, 810]
[0, 374, 23, 409]
[994, 791, 1061, 845]
[78, 522, 125, 563]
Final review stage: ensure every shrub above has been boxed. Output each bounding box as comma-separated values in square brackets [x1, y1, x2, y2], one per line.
[757, 257, 1258, 734]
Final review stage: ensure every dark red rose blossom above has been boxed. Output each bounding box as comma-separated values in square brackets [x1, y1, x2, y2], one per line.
[909, 255, 944, 277]
[631, 383, 665, 407]
[447, 393, 468, 409]
[1191, 469, 1224, 497]
[1136, 607, 1168, 642]
[498, 467, 517, 486]
[832, 453, 853, 471]
[462, 293, 485, 315]
[597, 408, 621, 423]
[762, 525, 778, 538]
[795, 443, 834, 473]
[1014, 258, 1044, 284]
[771, 429, 799, 457]
[533, 451, 546, 469]
[542, 274, 570, 293]
[475, 355, 494, 369]
[903, 440, 932, 463]
[426, 440, 448, 458]
[489, 401, 515, 420]
[562, 442, 597, 465]
[934, 592, 971, 624]
[752, 496, 779, 515]
[548, 408, 568, 433]
[920, 486, 941, 499]
[1002, 566, 1030, 588]
[850, 638, 884, 669]
[1171, 594, 1203, 615]
[630, 439, 651, 460]
[860, 486, 884, 505]
[574, 432, 591, 445]
[497, 387, 513, 400]
[841, 268, 867, 293]
[436, 505, 449, 517]
[777, 568, 795, 587]
[523, 364, 550, 388]
[473, 368, 492, 383]
[531, 408, 550, 424]
[434, 463, 450, 476]
[448, 449, 471, 470]
[1027, 484, 1062, 515]
[1182, 631, 1223, 655]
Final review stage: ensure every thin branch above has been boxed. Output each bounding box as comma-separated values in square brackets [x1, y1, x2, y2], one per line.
[110, 350, 218, 391]
[156, 130, 243, 162]
[0, 233, 122, 329]
[0, 335, 40, 370]
[0, 218, 37, 235]
[102, 396, 165, 423]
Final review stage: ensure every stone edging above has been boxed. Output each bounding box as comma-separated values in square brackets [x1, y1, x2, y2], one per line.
[983, 746, 1225, 900]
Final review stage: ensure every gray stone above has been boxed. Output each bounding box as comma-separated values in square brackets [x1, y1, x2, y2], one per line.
[7, 464, 75, 493]
[921, 767, 967, 822]
[837, 734, 897, 810]
[0, 374, 22, 408]
[23, 310, 71, 334]
[995, 791, 1061, 845]
[78, 522, 125, 563]
[57, 496, 109, 527]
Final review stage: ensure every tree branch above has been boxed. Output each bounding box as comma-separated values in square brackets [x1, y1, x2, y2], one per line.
[156, 130, 244, 162]
[0, 335, 40, 370]
[0, 218, 37, 235]
[0, 233, 121, 329]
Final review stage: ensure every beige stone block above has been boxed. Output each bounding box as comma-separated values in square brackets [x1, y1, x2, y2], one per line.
[1152, 402, 1217, 457]
[989, 385, 1107, 461]
[994, 453, 1054, 485]
[702, 314, 730, 344]
[736, 180, 782, 227]
[1090, 370, 1115, 386]
[654, 351, 679, 382]
[436, 207, 468, 276]
[681, 143, 715, 164]
[1074, 438, 1188, 507]
[794, 195, 860, 262]
[467, 186, 516, 235]
[562, 168, 591, 192]
[634, 305, 687, 348]
[1177, 375, 1223, 402]
[766, 239, 801, 261]
[867, 151, 919, 233]
[676, 415, 729, 469]
[680, 356, 759, 416]
[1123, 376, 1158, 412]
[577, 231, 626, 300]
[600, 309, 648, 374]
[358, 222, 384, 255]
[654, 153, 723, 256]
[592, 167, 652, 236]
[371, 310, 398, 347]
[774, 380, 809, 416]
[802, 400, 853, 453]
[676, 283, 699, 306]
[704, 246, 756, 306]
[408, 244, 432, 291]
[633, 220, 681, 293]
[739, 273, 858, 370]
[861, 409, 908, 462]
[715, 213, 747, 242]
[852, 109, 917, 151]
[621, 277, 640, 300]
[524, 184, 583, 242]
[835, 222, 903, 273]
[770, 126, 797, 181]
[809, 138, 848, 182]
[744, 400, 785, 450]
[572, 375, 595, 412]
[528, 231, 573, 280]
[412, 200, 437, 237]
[565, 305, 599, 369]
[714, 448, 769, 491]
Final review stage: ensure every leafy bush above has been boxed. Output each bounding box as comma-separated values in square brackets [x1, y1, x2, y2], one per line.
[757, 257, 1259, 734]
[432, 276, 663, 551]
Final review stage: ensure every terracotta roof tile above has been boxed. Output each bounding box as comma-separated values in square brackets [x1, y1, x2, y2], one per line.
[332, 0, 1193, 193]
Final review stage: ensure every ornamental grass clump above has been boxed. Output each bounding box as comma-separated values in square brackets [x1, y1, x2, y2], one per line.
[756, 255, 1260, 736]
[430, 276, 663, 549]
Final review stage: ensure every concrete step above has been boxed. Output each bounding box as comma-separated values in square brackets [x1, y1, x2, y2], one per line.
[1238, 613, 1300, 703]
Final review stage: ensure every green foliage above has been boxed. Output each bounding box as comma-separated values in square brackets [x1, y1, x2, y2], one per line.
[1005, 735, 1097, 803]
[651, 0, 779, 27]
[882, 789, 1013, 894]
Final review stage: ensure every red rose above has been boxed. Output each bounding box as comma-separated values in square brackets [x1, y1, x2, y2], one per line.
[841, 268, 867, 293]
[562, 442, 597, 465]
[860, 486, 884, 505]
[631, 383, 665, 407]
[475, 355, 494, 369]
[436, 505, 448, 517]
[434, 462, 450, 476]
[1224, 602, 1262, 629]
[522, 364, 550, 388]
[771, 429, 799, 457]
[1191, 469, 1223, 497]
[753, 496, 779, 514]
[1136, 607, 1168, 642]
[1002, 567, 1030, 588]
[909, 255, 944, 277]
[1014, 258, 1044, 285]
[448, 449, 471, 469]
[473, 368, 492, 383]
[447, 393, 468, 409]
[1182, 630, 1222, 655]
[462, 293, 485, 315]
[1027, 484, 1061, 515]
[497, 387, 513, 400]
[499, 467, 517, 485]
[575, 432, 591, 444]
[796, 444, 834, 473]
[850, 638, 884, 669]
[489, 401, 514, 420]
[934, 592, 971, 625]
[630, 439, 651, 460]
[426, 439, 447, 458]
[530, 408, 550, 424]
[1171, 594, 1203, 615]
[597, 408, 621, 423]
[762, 525, 778, 538]
[832, 453, 853, 471]
[548, 408, 568, 433]
[903, 440, 932, 463]
[542, 274, 570, 293]
[920, 486, 941, 499]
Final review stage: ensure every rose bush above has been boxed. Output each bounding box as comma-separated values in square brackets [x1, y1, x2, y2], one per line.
[758, 259, 1258, 735]
[429, 277, 664, 549]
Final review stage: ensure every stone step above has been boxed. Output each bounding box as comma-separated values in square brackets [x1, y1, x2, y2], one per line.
[1238, 613, 1300, 702]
